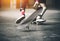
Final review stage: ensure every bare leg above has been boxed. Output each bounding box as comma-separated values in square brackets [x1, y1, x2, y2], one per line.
[39, 3, 47, 19]
[37, 3, 47, 19]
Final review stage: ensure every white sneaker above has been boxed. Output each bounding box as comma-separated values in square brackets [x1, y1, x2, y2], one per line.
[36, 18, 45, 22]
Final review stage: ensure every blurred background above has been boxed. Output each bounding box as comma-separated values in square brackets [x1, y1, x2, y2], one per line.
[0, 0, 60, 41]
[0, 0, 60, 10]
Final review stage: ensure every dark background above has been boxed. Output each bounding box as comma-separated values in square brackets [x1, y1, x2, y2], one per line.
[46, 0, 60, 9]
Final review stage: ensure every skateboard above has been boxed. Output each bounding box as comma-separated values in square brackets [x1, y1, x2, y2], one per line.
[19, 9, 42, 24]
[16, 8, 44, 29]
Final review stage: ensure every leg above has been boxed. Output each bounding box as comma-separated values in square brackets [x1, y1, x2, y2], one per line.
[39, 3, 47, 19]
[20, 0, 28, 17]
[36, 3, 47, 19]
[35, 3, 47, 23]
[16, 2, 26, 24]
[33, 0, 40, 10]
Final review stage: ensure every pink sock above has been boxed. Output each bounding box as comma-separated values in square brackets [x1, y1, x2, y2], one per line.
[21, 10, 25, 15]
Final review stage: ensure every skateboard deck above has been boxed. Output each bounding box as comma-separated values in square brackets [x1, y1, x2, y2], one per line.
[19, 9, 42, 25]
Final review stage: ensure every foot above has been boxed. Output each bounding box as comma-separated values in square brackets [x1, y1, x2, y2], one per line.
[36, 18, 45, 22]
[16, 15, 25, 24]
